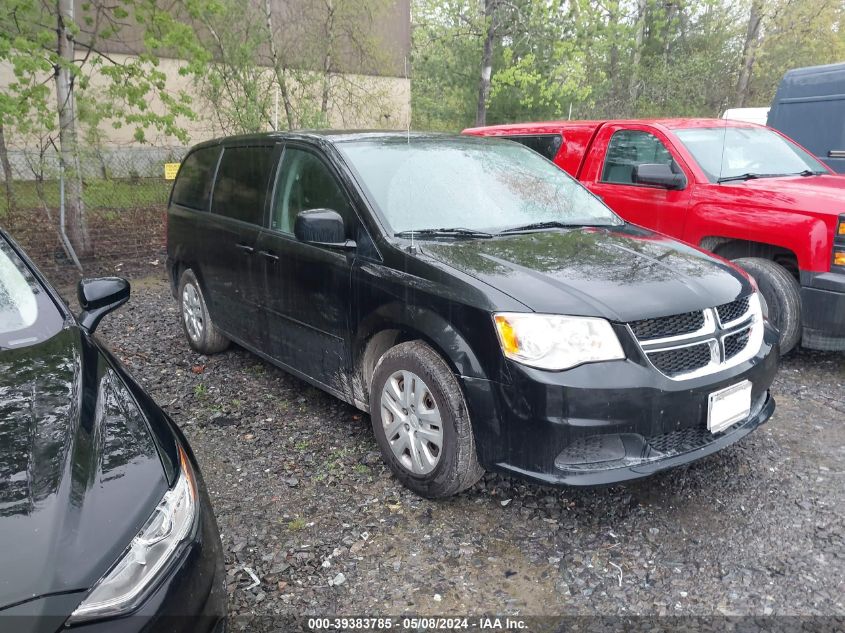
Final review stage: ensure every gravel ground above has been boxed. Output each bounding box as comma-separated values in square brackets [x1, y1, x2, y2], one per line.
[97, 275, 845, 625]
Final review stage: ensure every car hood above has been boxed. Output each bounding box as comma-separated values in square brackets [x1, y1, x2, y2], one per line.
[418, 224, 750, 321]
[0, 327, 167, 612]
[718, 174, 845, 216]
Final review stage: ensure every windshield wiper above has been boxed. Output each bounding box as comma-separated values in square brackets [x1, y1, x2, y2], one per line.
[718, 170, 826, 183]
[717, 173, 769, 183]
[498, 220, 585, 234]
[394, 227, 493, 239]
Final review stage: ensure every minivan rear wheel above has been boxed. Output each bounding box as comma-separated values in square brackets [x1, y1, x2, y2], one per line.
[370, 341, 483, 498]
[733, 257, 801, 355]
[178, 269, 229, 354]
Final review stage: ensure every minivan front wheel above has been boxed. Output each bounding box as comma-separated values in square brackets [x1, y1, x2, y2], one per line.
[178, 269, 229, 354]
[370, 341, 483, 498]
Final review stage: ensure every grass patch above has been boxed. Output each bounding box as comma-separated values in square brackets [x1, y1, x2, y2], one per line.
[0, 179, 170, 216]
[287, 517, 307, 531]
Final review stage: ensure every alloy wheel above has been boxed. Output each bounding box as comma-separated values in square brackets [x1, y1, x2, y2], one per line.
[182, 283, 204, 342]
[380, 370, 444, 475]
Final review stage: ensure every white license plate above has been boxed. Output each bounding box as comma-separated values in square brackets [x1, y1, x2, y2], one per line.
[707, 380, 752, 434]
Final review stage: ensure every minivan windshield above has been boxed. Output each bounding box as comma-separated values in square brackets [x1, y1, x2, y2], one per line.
[339, 137, 621, 234]
[674, 126, 828, 183]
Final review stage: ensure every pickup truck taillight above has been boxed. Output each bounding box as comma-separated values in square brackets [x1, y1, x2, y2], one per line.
[834, 215, 845, 269]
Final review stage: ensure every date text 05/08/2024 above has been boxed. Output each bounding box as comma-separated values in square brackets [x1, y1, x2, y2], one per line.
[307, 617, 528, 630]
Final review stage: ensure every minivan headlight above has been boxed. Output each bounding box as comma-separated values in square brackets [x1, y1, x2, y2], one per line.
[67, 445, 198, 623]
[493, 313, 625, 370]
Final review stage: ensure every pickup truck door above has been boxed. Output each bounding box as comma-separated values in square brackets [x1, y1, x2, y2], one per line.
[580, 124, 694, 238]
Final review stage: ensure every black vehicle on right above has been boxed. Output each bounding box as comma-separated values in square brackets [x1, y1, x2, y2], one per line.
[167, 132, 778, 498]
[768, 61, 845, 173]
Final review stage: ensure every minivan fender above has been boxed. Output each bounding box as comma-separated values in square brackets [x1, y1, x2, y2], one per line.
[354, 301, 495, 402]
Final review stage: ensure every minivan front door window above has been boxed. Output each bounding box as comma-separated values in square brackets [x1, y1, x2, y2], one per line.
[271, 148, 353, 234]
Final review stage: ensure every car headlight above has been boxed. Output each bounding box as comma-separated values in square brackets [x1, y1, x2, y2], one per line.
[67, 445, 198, 623]
[493, 312, 625, 370]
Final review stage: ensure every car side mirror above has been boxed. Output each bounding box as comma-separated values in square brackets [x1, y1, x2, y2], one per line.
[77, 277, 130, 333]
[633, 163, 686, 190]
[294, 209, 356, 249]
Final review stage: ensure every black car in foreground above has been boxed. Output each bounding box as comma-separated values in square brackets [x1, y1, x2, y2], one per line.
[167, 131, 778, 498]
[0, 231, 226, 632]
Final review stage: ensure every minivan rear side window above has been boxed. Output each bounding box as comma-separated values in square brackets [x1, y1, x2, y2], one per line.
[503, 134, 563, 161]
[171, 146, 220, 210]
[211, 146, 275, 225]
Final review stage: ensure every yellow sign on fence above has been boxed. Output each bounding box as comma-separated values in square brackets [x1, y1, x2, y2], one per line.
[164, 162, 181, 180]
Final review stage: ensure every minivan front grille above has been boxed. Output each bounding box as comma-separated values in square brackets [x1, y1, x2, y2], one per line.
[716, 297, 750, 325]
[629, 310, 705, 340]
[627, 295, 759, 380]
[724, 327, 751, 360]
[648, 343, 713, 377]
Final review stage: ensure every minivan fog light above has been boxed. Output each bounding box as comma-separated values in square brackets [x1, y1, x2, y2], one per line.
[67, 445, 198, 623]
[493, 313, 625, 370]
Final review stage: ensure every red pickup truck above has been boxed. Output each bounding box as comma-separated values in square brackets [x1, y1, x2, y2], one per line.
[464, 119, 845, 354]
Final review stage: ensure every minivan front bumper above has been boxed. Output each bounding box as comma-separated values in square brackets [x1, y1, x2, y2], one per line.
[462, 323, 779, 486]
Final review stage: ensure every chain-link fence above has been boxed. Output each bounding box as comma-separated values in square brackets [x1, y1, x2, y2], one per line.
[0, 146, 187, 288]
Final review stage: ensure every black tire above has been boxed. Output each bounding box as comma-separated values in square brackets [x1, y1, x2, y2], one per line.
[733, 257, 801, 354]
[178, 269, 230, 354]
[370, 341, 484, 498]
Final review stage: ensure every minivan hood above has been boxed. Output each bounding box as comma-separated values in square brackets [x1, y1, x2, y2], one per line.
[0, 327, 167, 611]
[716, 174, 845, 216]
[420, 225, 749, 321]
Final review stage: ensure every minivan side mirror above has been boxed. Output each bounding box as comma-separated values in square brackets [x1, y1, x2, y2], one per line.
[78, 277, 130, 333]
[633, 163, 686, 190]
[294, 209, 356, 249]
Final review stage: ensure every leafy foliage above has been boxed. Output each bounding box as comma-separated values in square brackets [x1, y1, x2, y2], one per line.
[411, 0, 845, 130]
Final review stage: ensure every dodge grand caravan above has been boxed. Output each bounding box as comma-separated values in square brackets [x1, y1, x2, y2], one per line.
[166, 132, 778, 498]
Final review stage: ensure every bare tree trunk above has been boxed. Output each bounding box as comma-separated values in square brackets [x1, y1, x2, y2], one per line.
[263, 0, 295, 129]
[0, 124, 15, 210]
[320, 0, 335, 119]
[606, 2, 620, 116]
[55, 0, 90, 257]
[475, 0, 497, 127]
[628, 0, 647, 111]
[735, 0, 763, 107]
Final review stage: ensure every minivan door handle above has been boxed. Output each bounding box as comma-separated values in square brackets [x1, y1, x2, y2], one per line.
[259, 250, 279, 262]
[235, 243, 255, 254]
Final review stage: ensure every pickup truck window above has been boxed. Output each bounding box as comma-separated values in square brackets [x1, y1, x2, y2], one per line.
[339, 137, 620, 234]
[601, 130, 676, 185]
[674, 127, 827, 182]
[502, 134, 563, 161]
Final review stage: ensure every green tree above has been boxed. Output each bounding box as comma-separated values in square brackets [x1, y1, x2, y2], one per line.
[1, 0, 204, 256]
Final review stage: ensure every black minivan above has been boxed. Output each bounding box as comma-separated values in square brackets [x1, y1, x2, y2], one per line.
[167, 132, 778, 498]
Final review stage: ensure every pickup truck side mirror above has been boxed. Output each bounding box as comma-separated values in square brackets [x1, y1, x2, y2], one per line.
[294, 208, 356, 249]
[633, 163, 686, 190]
[78, 277, 130, 333]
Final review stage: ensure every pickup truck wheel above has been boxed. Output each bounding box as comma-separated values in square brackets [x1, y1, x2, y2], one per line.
[178, 269, 230, 354]
[370, 341, 484, 498]
[733, 257, 801, 354]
